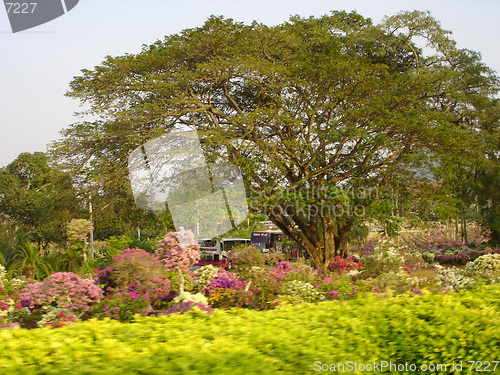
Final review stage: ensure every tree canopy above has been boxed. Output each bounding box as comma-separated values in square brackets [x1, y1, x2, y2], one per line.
[0, 152, 81, 247]
[51, 10, 499, 266]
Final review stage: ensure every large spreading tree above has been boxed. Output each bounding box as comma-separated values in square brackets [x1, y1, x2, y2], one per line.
[51, 11, 499, 266]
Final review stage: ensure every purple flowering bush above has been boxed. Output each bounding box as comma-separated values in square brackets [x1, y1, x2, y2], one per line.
[435, 249, 500, 266]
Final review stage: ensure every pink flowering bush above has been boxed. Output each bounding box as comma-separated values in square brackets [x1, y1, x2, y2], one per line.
[20, 272, 103, 317]
[269, 261, 319, 284]
[402, 228, 490, 252]
[155, 228, 200, 272]
[155, 228, 200, 294]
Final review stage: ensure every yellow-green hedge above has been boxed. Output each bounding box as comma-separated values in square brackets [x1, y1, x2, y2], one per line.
[1, 286, 499, 374]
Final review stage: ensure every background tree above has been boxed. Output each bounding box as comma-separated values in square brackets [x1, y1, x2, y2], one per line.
[52, 11, 499, 266]
[0, 152, 82, 248]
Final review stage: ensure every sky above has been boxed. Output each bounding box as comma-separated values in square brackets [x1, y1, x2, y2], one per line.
[0, 0, 499, 168]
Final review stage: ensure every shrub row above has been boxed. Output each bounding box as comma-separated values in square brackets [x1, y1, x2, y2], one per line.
[1, 285, 498, 374]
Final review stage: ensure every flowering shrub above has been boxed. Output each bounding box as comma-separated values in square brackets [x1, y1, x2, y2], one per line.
[402, 228, 489, 252]
[435, 265, 475, 291]
[422, 252, 435, 263]
[192, 265, 221, 293]
[278, 280, 323, 303]
[318, 275, 359, 301]
[204, 274, 247, 295]
[360, 240, 408, 278]
[155, 228, 200, 272]
[156, 228, 200, 295]
[434, 249, 500, 266]
[228, 245, 266, 277]
[465, 253, 500, 279]
[37, 308, 77, 329]
[269, 261, 318, 284]
[20, 272, 103, 316]
[96, 249, 171, 302]
[327, 256, 362, 274]
[94, 288, 152, 322]
[207, 288, 238, 308]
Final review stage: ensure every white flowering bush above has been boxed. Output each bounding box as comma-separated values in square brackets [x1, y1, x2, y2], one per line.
[173, 291, 209, 306]
[435, 265, 475, 291]
[278, 280, 323, 303]
[192, 265, 220, 292]
[465, 254, 500, 278]
[361, 240, 408, 278]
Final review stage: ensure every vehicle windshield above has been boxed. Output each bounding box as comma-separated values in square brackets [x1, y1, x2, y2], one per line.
[198, 239, 217, 247]
[251, 232, 271, 243]
[222, 240, 250, 251]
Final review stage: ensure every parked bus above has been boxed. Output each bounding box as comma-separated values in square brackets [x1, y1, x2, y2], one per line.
[251, 230, 283, 252]
[196, 237, 251, 267]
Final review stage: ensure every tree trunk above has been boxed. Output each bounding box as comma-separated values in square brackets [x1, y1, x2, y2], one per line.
[334, 228, 350, 258]
[178, 268, 185, 295]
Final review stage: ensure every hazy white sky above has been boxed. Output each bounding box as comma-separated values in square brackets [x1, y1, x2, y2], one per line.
[0, 0, 499, 167]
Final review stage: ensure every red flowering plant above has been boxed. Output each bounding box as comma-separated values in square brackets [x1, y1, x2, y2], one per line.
[327, 256, 362, 274]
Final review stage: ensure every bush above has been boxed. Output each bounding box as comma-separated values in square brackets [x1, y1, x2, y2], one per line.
[278, 280, 323, 303]
[465, 253, 500, 278]
[93, 287, 152, 322]
[95, 249, 171, 308]
[327, 256, 362, 274]
[20, 272, 103, 316]
[435, 265, 475, 291]
[360, 240, 407, 278]
[228, 245, 266, 276]
[0, 285, 498, 374]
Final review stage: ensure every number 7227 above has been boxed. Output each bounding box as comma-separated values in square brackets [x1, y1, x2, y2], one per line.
[5, 3, 38, 14]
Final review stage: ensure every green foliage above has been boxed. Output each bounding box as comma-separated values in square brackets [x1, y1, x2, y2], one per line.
[0, 285, 498, 374]
[228, 245, 266, 278]
[103, 235, 133, 259]
[0, 152, 81, 246]
[8, 241, 52, 280]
